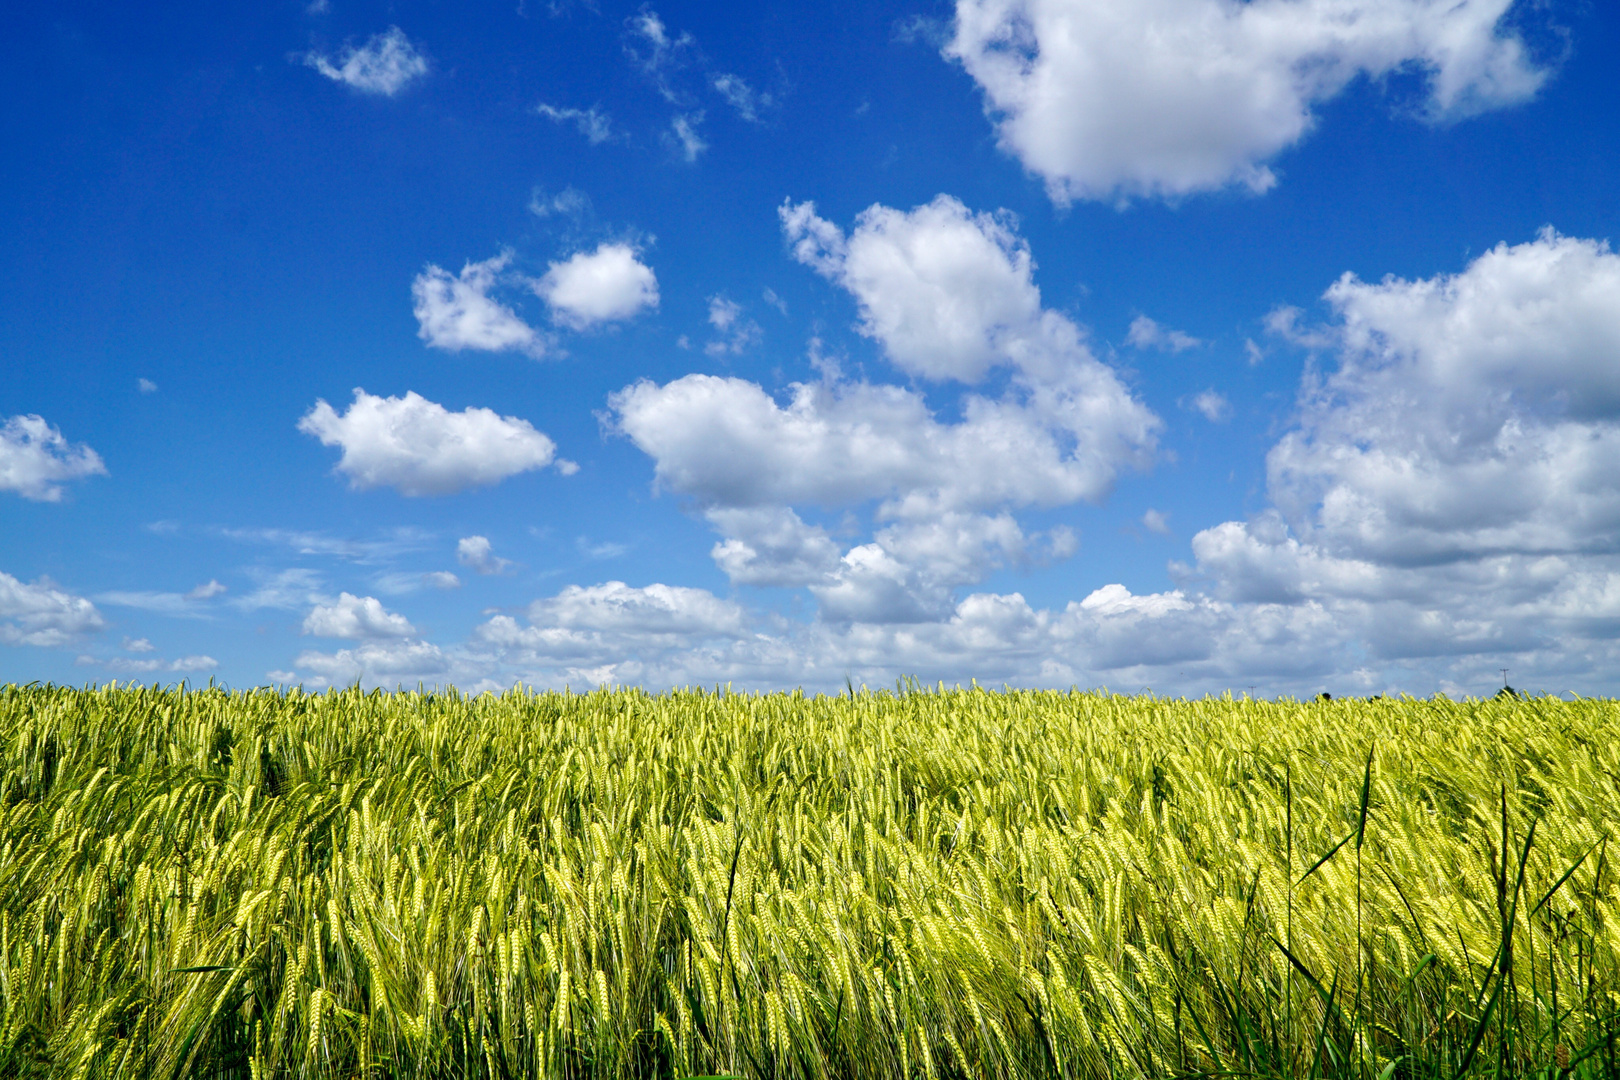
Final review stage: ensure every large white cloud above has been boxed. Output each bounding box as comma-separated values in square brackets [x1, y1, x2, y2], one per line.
[534, 243, 659, 329]
[781, 195, 1040, 383]
[1265, 230, 1620, 566]
[0, 572, 105, 648]
[613, 372, 1152, 519]
[0, 415, 107, 501]
[302, 593, 417, 639]
[298, 389, 564, 496]
[1178, 228, 1620, 687]
[619, 196, 1157, 525]
[303, 26, 429, 96]
[946, 0, 1548, 203]
[412, 253, 543, 355]
[705, 507, 842, 588]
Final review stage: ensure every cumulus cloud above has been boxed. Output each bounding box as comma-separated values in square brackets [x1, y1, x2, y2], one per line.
[614, 372, 1152, 518]
[605, 195, 1159, 626]
[303, 593, 417, 639]
[412, 253, 543, 356]
[946, 0, 1550, 203]
[536, 104, 615, 144]
[0, 572, 105, 647]
[782, 195, 1041, 382]
[534, 244, 659, 329]
[706, 507, 842, 587]
[1127, 315, 1201, 352]
[565, 226, 1620, 695]
[0, 415, 107, 501]
[298, 389, 563, 497]
[302, 26, 428, 96]
[1175, 228, 1620, 687]
[457, 535, 512, 575]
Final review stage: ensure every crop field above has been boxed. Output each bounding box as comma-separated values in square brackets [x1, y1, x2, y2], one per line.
[1, 683, 1617, 1078]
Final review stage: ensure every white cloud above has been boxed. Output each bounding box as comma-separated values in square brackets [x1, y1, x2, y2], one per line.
[812, 513, 1029, 624]
[472, 581, 752, 686]
[0, 572, 105, 647]
[529, 186, 591, 218]
[571, 227, 1620, 696]
[1175, 228, 1620, 686]
[457, 535, 512, 575]
[613, 361, 1155, 522]
[625, 9, 695, 101]
[95, 580, 224, 618]
[233, 569, 326, 612]
[0, 415, 107, 502]
[137, 378, 158, 394]
[292, 638, 449, 689]
[607, 196, 1158, 627]
[103, 654, 219, 676]
[187, 579, 227, 600]
[669, 113, 708, 161]
[373, 570, 462, 594]
[533, 244, 659, 329]
[302, 26, 428, 96]
[536, 104, 615, 144]
[298, 388, 561, 497]
[122, 636, 155, 653]
[781, 195, 1041, 382]
[704, 295, 762, 356]
[1184, 389, 1232, 422]
[303, 592, 417, 639]
[412, 252, 543, 355]
[218, 526, 432, 563]
[1127, 315, 1201, 352]
[946, 0, 1549, 203]
[706, 507, 842, 587]
[712, 73, 771, 121]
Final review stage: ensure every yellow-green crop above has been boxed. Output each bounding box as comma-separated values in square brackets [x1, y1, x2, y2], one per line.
[1, 682, 1616, 1077]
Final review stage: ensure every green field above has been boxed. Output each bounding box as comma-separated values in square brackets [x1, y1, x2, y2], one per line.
[1, 682, 1616, 1078]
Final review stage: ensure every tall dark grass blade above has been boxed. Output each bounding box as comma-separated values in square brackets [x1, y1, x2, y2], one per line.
[1355, 744, 1374, 850]
[1452, 971, 1507, 1080]
[1531, 837, 1604, 918]
[1299, 829, 1356, 884]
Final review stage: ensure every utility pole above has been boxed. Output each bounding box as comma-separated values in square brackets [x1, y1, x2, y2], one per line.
[1501, 668, 1509, 689]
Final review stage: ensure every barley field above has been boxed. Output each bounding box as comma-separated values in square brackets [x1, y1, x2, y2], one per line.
[1, 682, 1615, 1078]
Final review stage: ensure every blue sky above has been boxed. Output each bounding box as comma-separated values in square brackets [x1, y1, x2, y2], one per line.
[3, 0, 1618, 697]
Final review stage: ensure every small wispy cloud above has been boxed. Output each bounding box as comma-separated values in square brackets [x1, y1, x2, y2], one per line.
[535, 103, 616, 145]
[301, 26, 428, 96]
[668, 113, 707, 162]
[1127, 315, 1201, 353]
[1181, 389, 1232, 422]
